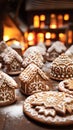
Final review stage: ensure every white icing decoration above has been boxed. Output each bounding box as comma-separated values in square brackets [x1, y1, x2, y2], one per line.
[1, 47, 23, 64]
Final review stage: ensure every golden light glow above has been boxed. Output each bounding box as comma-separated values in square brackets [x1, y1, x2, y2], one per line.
[28, 33, 34, 41]
[45, 40, 51, 46]
[64, 14, 69, 21]
[57, 15, 63, 27]
[50, 14, 56, 18]
[40, 22, 45, 28]
[45, 32, 51, 39]
[27, 32, 35, 46]
[50, 24, 57, 29]
[58, 15, 63, 20]
[24, 32, 28, 39]
[50, 14, 57, 29]
[51, 33, 56, 39]
[40, 15, 45, 21]
[12, 40, 20, 46]
[59, 33, 66, 43]
[28, 41, 35, 46]
[33, 15, 39, 28]
[20, 41, 26, 53]
[68, 30, 72, 44]
[4, 16, 24, 47]
[37, 33, 44, 43]
[20, 41, 28, 53]
[3, 35, 9, 41]
[4, 26, 23, 42]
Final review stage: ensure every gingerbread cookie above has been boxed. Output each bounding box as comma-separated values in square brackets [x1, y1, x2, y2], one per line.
[58, 78, 73, 95]
[65, 45, 73, 60]
[22, 50, 44, 68]
[0, 41, 23, 75]
[19, 63, 49, 95]
[23, 91, 73, 125]
[0, 63, 2, 69]
[50, 54, 73, 80]
[45, 41, 66, 62]
[0, 71, 18, 106]
[23, 45, 46, 58]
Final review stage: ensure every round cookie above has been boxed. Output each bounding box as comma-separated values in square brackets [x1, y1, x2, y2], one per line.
[23, 91, 73, 126]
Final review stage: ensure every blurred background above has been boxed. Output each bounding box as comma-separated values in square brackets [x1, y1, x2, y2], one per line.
[1, 0, 73, 53]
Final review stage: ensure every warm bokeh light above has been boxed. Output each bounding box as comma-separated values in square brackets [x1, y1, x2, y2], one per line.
[24, 31, 28, 39]
[51, 14, 56, 18]
[37, 33, 44, 43]
[59, 33, 66, 43]
[40, 22, 45, 28]
[58, 15, 63, 20]
[57, 15, 63, 27]
[40, 15, 45, 21]
[27, 32, 35, 46]
[50, 14, 57, 29]
[45, 39, 51, 46]
[28, 33, 34, 41]
[28, 41, 35, 46]
[51, 33, 56, 39]
[33, 15, 40, 28]
[45, 32, 51, 39]
[50, 24, 57, 29]
[64, 14, 69, 21]
[12, 40, 20, 46]
[67, 30, 72, 44]
[3, 35, 9, 41]
[4, 16, 24, 47]
[4, 25, 23, 43]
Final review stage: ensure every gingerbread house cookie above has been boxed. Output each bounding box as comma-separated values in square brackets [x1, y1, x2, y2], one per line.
[50, 54, 73, 80]
[22, 49, 44, 68]
[0, 41, 7, 67]
[0, 71, 18, 106]
[65, 45, 73, 60]
[0, 55, 5, 68]
[37, 42, 46, 56]
[0, 41, 23, 75]
[0, 55, 3, 63]
[58, 78, 73, 95]
[45, 41, 66, 62]
[19, 63, 49, 95]
[10, 41, 22, 56]
[23, 91, 73, 125]
[23, 45, 46, 58]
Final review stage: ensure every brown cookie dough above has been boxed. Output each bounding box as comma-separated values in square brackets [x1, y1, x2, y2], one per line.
[23, 91, 73, 125]
[50, 54, 73, 80]
[58, 78, 73, 95]
[19, 63, 49, 95]
[0, 71, 18, 106]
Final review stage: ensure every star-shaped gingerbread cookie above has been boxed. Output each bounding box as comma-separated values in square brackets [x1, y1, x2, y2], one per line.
[23, 91, 73, 125]
[58, 78, 73, 95]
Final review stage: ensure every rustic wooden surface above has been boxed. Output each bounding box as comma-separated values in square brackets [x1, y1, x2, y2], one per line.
[0, 62, 73, 130]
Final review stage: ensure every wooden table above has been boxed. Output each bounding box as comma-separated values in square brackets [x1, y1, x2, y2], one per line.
[0, 63, 73, 130]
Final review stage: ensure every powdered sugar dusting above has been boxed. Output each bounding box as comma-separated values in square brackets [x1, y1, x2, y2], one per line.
[0, 103, 23, 118]
[0, 71, 17, 88]
[1, 47, 23, 64]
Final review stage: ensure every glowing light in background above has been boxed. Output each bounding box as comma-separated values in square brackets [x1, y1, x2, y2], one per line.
[64, 14, 69, 21]
[33, 15, 40, 28]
